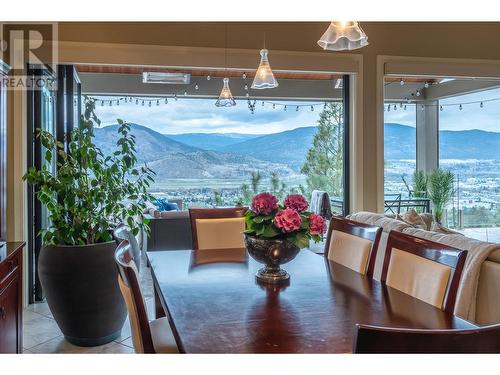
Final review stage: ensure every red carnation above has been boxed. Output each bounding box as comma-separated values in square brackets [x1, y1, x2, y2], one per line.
[274, 208, 302, 233]
[309, 214, 327, 235]
[251, 192, 278, 215]
[284, 194, 309, 212]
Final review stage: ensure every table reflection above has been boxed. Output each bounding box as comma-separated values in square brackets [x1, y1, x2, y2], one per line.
[189, 247, 248, 272]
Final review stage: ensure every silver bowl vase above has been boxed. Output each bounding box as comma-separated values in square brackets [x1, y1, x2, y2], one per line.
[244, 235, 300, 284]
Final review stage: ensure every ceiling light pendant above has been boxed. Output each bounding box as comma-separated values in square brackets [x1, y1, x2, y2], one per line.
[251, 49, 279, 89]
[215, 77, 236, 107]
[317, 21, 369, 51]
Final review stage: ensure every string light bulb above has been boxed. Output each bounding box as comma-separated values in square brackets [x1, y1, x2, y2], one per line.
[296, 106, 299, 111]
[242, 72, 247, 79]
[164, 98, 168, 104]
[421, 104, 425, 111]
[440, 105, 443, 111]
[284, 105, 287, 111]
[207, 75, 211, 81]
[135, 99, 139, 105]
[400, 78, 405, 86]
[184, 91, 188, 97]
[142, 100, 145, 106]
[480, 102, 484, 108]
[311, 105, 314, 111]
[157, 100, 160, 106]
[273, 103, 275, 109]
[424, 82, 429, 88]
[416, 90, 421, 97]
[459, 104, 463, 110]
[393, 104, 397, 111]
[246, 92, 250, 98]
[195, 84, 199, 90]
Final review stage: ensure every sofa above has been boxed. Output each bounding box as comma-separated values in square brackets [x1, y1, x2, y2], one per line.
[143, 212, 193, 251]
[347, 211, 500, 325]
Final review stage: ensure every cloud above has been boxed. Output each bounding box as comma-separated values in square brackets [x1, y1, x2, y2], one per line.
[92, 96, 321, 134]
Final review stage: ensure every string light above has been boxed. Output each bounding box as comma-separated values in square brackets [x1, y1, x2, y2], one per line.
[245, 92, 250, 98]
[284, 105, 287, 111]
[273, 103, 275, 109]
[387, 104, 391, 112]
[404, 105, 407, 110]
[156, 100, 160, 106]
[101, 101, 104, 107]
[148, 101, 151, 107]
[207, 75, 211, 81]
[424, 82, 429, 88]
[242, 72, 247, 79]
[459, 104, 463, 110]
[244, 84, 248, 91]
[393, 104, 397, 111]
[440, 105, 443, 111]
[416, 90, 421, 97]
[262, 101, 264, 107]
[311, 105, 314, 111]
[400, 78, 405, 86]
[421, 104, 425, 111]
[117, 100, 120, 106]
[195, 84, 199, 90]
[480, 102, 484, 108]
[164, 98, 168, 104]
[142, 100, 145, 106]
[296, 106, 299, 111]
[135, 99, 138, 105]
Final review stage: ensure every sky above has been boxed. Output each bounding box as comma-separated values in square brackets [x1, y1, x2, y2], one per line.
[385, 87, 500, 132]
[93, 96, 321, 135]
[92, 85, 500, 135]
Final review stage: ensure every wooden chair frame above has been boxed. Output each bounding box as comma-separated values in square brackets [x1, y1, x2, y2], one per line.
[353, 323, 500, 353]
[381, 230, 467, 313]
[324, 216, 383, 277]
[189, 207, 247, 250]
[114, 240, 155, 353]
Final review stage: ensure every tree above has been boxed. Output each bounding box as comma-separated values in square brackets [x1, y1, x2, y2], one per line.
[300, 102, 344, 198]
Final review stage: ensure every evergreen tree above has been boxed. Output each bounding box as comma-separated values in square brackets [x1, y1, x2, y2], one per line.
[300, 103, 344, 198]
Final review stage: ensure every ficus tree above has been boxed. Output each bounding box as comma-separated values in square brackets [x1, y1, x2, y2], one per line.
[23, 96, 156, 246]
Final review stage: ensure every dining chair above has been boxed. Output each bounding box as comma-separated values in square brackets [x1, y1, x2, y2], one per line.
[189, 207, 247, 250]
[324, 216, 382, 277]
[381, 230, 467, 313]
[353, 323, 500, 353]
[113, 224, 142, 271]
[115, 240, 178, 354]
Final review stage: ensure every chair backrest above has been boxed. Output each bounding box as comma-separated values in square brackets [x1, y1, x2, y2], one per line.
[381, 230, 467, 313]
[189, 207, 247, 250]
[114, 240, 155, 353]
[113, 224, 142, 271]
[353, 323, 500, 353]
[324, 217, 382, 277]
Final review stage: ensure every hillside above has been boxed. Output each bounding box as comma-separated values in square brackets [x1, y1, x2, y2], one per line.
[94, 124, 293, 179]
[384, 123, 500, 160]
[164, 132, 260, 151]
[221, 126, 317, 169]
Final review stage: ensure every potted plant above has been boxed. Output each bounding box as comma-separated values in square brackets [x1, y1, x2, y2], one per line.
[427, 168, 454, 223]
[244, 192, 327, 283]
[23, 97, 155, 346]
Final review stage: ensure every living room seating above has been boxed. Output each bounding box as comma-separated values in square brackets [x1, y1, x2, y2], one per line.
[381, 230, 467, 312]
[115, 240, 178, 354]
[347, 211, 500, 324]
[189, 207, 247, 250]
[324, 217, 382, 277]
[353, 323, 500, 353]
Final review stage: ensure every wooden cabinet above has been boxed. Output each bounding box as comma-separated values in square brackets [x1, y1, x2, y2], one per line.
[0, 242, 24, 353]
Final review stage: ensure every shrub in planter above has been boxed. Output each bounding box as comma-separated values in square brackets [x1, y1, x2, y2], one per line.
[24, 97, 155, 346]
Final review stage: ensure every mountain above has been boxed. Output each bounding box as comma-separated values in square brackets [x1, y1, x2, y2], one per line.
[94, 123, 197, 163]
[164, 133, 261, 151]
[220, 126, 317, 170]
[384, 123, 500, 160]
[94, 124, 293, 180]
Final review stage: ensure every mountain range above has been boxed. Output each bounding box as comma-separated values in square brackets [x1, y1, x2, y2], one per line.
[94, 123, 500, 180]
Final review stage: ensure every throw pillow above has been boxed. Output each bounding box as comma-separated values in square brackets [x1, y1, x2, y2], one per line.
[400, 209, 427, 230]
[430, 222, 464, 235]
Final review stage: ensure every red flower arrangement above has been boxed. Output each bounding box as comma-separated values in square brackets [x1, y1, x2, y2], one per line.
[244, 193, 327, 249]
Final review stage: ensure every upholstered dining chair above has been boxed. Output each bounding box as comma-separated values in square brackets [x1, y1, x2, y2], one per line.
[189, 207, 247, 250]
[324, 216, 383, 277]
[381, 230, 467, 313]
[115, 240, 178, 354]
[353, 323, 500, 353]
[113, 224, 142, 271]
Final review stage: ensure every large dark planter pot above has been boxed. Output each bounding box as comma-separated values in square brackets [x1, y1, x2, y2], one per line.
[244, 235, 300, 284]
[38, 241, 127, 347]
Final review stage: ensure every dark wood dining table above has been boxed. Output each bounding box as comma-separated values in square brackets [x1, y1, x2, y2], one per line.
[147, 248, 476, 353]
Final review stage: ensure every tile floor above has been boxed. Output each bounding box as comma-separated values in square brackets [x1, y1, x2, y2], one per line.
[22, 255, 154, 354]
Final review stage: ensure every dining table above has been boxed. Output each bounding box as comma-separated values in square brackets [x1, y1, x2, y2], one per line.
[147, 247, 476, 353]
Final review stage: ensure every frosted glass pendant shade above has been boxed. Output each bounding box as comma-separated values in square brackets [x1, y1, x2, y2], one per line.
[317, 21, 369, 51]
[215, 77, 236, 107]
[251, 49, 279, 89]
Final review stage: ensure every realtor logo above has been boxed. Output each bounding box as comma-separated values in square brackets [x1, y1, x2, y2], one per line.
[0, 22, 58, 90]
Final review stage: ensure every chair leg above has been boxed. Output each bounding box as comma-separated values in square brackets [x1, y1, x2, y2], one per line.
[154, 285, 166, 319]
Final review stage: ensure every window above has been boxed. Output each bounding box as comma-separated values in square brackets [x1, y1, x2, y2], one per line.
[92, 90, 348, 214]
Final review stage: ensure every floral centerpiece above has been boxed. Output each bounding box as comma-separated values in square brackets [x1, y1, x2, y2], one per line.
[244, 192, 327, 283]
